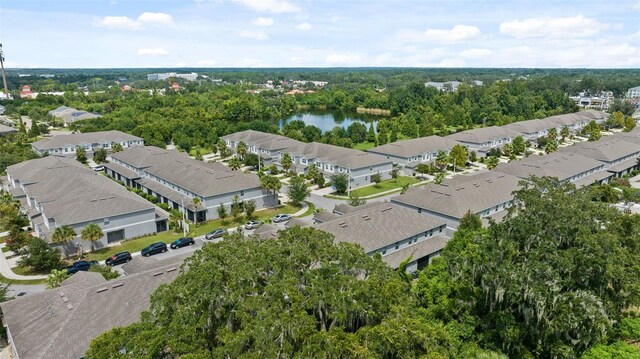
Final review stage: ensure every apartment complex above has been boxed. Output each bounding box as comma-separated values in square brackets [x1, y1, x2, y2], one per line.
[446, 126, 520, 155]
[31, 130, 144, 157]
[558, 137, 640, 177]
[105, 146, 276, 223]
[47, 106, 102, 126]
[392, 171, 522, 228]
[367, 135, 461, 173]
[224, 130, 393, 189]
[5, 156, 164, 253]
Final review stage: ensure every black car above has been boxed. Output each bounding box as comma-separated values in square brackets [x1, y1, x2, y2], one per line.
[141, 242, 168, 257]
[205, 229, 227, 240]
[65, 260, 98, 274]
[105, 252, 132, 266]
[170, 237, 195, 249]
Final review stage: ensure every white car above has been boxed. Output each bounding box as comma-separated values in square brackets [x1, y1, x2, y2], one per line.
[272, 214, 292, 223]
[92, 165, 104, 171]
[244, 220, 262, 230]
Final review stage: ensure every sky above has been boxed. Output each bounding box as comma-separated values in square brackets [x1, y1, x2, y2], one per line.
[0, 0, 639, 68]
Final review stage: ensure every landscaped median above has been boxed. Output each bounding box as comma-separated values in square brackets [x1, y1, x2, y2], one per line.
[85, 202, 312, 262]
[325, 177, 422, 199]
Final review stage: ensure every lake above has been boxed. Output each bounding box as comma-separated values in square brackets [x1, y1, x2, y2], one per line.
[277, 111, 383, 133]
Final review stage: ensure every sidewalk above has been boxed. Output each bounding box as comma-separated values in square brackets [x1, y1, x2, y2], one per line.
[0, 244, 47, 280]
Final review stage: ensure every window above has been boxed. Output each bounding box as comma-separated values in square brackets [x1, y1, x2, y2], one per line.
[381, 250, 386, 255]
[395, 243, 399, 250]
[240, 190, 245, 196]
[418, 208, 422, 213]
[104, 218, 110, 226]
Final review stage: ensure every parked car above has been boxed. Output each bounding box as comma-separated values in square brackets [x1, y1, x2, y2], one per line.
[92, 165, 105, 171]
[272, 214, 292, 223]
[141, 242, 168, 257]
[170, 237, 195, 249]
[205, 229, 227, 240]
[65, 260, 98, 274]
[244, 220, 262, 230]
[105, 252, 132, 266]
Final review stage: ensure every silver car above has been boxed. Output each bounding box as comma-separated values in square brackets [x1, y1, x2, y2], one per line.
[244, 220, 262, 230]
[272, 214, 292, 223]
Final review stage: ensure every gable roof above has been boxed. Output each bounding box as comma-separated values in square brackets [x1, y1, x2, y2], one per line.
[6, 156, 154, 227]
[223, 130, 305, 152]
[381, 235, 449, 269]
[558, 136, 640, 162]
[392, 171, 522, 219]
[494, 152, 605, 181]
[47, 106, 101, 124]
[0, 263, 180, 359]
[447, 126, 520, 144]
[112, 146, 262, 197]
[31, 130, 142, 151]
[314, 202, 446, 254]
[368, 136, 461, 158]
[0, 123, 17, 135]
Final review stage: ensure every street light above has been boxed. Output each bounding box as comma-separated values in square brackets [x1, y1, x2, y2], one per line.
[0, 44, 9, 99]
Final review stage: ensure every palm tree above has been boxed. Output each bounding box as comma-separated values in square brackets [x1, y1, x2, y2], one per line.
[192, 197, 202, 227]
[229, 157, 242, 171]
[168, 209, 182, 232]
[280, 153, 293, 172]
[260, 175, 282, 204]
[236, 141, 247, 160]
[52, 225, 77, 258]
[80, 223, 103, 252]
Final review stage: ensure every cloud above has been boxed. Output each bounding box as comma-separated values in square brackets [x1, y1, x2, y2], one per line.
[331, 15, 342, 22]
[238, 30, 269, 40]
[137, 12, 174, 24]
[232, 0, 301, 13]
[252, 17, 274, 26]
[423, 25, 481, 42]
[399, 25, 481, 43]
[137, 48, 169, 56]
[325, 53, 363, 65]
[174, 61, 188, 67]
[95, 16, 141, 30]
[94, 12, 174, 30]
[235, 58, 268, 67]
[499, 15, 609, 39]
[295, 22, 312, 30]
[460, 48, 493, 59]
[634, 2, 640, 10]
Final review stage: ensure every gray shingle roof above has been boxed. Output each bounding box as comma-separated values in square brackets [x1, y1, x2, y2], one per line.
[0, 262, 180, 359]
[558, 137, 640, 163]
[224, 130, 305, 152]
[299, 142, 391, 169]
[612, 127, 640, 144]
[0, 123, 17, 135]
[392, 171, 522, 219]
[111, 146, 263, 197]
[367, 136, 461, 158]
[47, 106, 101, 124]
[313, 202, 446, 253]
[544, 109, 608, 127]
[501, 119, 553, 134]
[381, 235, 449, 269]
[6, 156, 155, 227]
[31, 130, 142, 151]
[447, 126, 520, 144]
[103, 161, 141, 179]
[494, 152, 605, 182]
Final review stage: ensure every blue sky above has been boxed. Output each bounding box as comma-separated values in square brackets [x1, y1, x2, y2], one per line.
[1, 0, 639, 68]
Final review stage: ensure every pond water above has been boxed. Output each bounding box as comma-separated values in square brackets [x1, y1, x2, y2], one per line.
[277, 111, 383, 133]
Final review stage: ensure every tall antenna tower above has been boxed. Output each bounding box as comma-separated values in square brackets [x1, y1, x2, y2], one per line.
[0, 44, 9, 99]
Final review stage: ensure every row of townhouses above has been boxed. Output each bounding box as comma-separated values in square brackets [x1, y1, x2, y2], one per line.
[223, 130, 394, 189]
[104, 146, 277, 223]
[4, 156, 166, 254]
[368, 109, 609, 172]
[30, 130, 144, 157]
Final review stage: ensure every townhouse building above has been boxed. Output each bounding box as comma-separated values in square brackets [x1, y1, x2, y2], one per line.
[392, 171, 522, 229]
[223, 130, 393, 189]
[494, 152, 610, 187]
[5, 156, 164, 254]
[105, 146, 276, 223]
[47, 106, 102, 126]
[559, 137, 640, 177]
[31, 130, 144, 157]
[312, 202, 449, 273]
[446, 126, 520, 156]
[0, 123, 17, 136]
[367, 135, 461, 173]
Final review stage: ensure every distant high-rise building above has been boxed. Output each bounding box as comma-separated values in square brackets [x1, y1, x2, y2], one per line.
[147, 72, 198, 81]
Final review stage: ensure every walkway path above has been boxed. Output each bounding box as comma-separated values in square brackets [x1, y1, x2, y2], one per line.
[630, 174, 640, 189]
[0, 244, 47, 280]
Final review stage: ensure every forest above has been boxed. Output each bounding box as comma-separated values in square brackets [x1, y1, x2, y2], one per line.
[83, 178, 640, 358]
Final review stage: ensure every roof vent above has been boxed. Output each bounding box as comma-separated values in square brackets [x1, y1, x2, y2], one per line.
[338, 222, 348, 228]
[166, 267, 177, 272]
[61, 297, 69, 303]
[153, 271, 164, 277]
[96, 287, 108, 293]
[112, 282, 124, 288]
[67, 303, 74, 310]
[58, 291, 65, 297]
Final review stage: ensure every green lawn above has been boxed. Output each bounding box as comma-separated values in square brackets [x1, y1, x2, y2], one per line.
[85, 204, 302, 261]
[2, 246, 11, 253]
[188, 147, 214, 156]
[349, 177, 421, 197]
[0, 273, 47, 285]
[12, 266, 49, 276]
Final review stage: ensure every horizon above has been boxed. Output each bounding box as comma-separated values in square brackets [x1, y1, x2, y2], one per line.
[1, 0, 639, 69]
